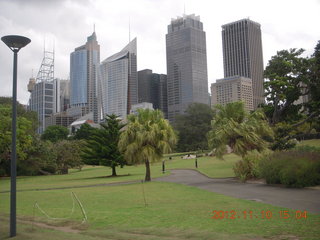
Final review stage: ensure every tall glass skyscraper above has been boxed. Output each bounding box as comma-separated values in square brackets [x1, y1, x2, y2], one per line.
[166, 14, 209, 122]
[70, 31, 100, 122]
[100, 38, 137, 119]
[222, 19, 264, 109]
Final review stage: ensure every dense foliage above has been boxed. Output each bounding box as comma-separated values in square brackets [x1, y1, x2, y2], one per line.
[208, 102, 273, 158]
[263, 41, 320, 149]
[82, 114, 126, 176]
[259, 149, 320, 187]
[118, 109, 177, 181]
[174, 103, 214, 152]
[41, 125, 69, 142]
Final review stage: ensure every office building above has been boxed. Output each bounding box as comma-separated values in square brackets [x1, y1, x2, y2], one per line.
[100, 38, 137, 119]
[130, 102, 154, 115]
[70, 31, 101, 123]
[211, 76, 254, 111]
[138, 69, 168, 118]
[222, 18, 264, 108]
[166, 14, 209, 122]
[28, 50, 56, 133]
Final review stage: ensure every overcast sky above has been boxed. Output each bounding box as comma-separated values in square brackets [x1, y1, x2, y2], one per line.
[0, 0, 319, 105]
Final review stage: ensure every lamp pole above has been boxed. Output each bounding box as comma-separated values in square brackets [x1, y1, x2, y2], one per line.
[1, 35, 31, 238]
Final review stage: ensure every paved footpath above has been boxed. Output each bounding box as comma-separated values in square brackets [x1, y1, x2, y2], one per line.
[156, 169, 320, 214]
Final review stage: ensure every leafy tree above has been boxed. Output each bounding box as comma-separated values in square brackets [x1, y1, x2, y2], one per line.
[0, 105, 34, 176]
[306, 40, 320, 119]
[53, 140, 84, 174]
[118, 109, 177, 181]
[263, 48, 310, 124]
[41, 125, 69, 142]
[20, 138, 57, 175]
[208, 102, 273, 158]
[0, 97, 38, 132]
[82, 114, 126, 176]
[174, 103, 214, 152]
[72, 123, 98, 140]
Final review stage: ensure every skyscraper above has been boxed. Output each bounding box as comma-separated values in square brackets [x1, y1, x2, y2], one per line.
[28, 50, 56, 133]
[166, 14, 208, 122]
[100, 38, 137, 119]
[222, 18, 264, 109]
[138, 69, 168, 118]
[70, 31, 100, 123]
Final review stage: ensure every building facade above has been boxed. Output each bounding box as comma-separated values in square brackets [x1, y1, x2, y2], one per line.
[138, 69, 168, 118]
[28, 50, 56, 133]
[211, 75, 254, 111]
[70, 31, 100, 123]
[166, 14, 209, 122]
[222, 18, 264, 109]
[100, 38, 137, 119]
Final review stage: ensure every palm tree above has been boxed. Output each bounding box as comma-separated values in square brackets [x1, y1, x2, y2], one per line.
[118, 109, 177, 181]
[208, 102, 273, 158]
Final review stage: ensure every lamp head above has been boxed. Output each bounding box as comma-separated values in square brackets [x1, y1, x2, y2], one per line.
[1, 35, 31, 52]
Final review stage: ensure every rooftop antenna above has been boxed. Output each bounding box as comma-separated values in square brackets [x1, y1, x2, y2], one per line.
[31, 69, 34, 78]
[93, 23, 95, 32]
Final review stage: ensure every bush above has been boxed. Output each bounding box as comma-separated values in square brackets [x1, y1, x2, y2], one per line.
[259, 150, 320, 188]
[233, 150, 271, 182]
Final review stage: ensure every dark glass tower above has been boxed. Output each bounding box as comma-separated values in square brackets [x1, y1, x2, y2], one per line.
[166, 14, 208, 122]
[222, 19, 264, 109]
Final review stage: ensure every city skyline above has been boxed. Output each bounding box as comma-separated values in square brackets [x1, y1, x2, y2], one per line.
[0, 0, 319, 105]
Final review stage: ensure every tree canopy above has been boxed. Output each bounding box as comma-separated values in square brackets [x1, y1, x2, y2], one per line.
[82, 114, 126, 176]
[208, 102, 273, 158]
[263, 43, 320, 125]
[118, 109, 177, 181]
[174, 103, 214, 152]
[41, 125, 69, 142]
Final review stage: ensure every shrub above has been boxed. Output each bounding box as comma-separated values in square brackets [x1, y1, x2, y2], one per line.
[233, 150, 271, 182]
[259, 150, 320, 187]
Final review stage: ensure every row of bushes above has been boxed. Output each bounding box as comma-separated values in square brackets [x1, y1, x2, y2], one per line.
[233, 146, 320, 187]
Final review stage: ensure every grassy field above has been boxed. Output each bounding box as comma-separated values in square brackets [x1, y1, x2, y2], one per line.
[1, 140, 319, 239]
[1, 182, 319, 240]
[297, 139, 320, 147]
[0, 154, 239, 192]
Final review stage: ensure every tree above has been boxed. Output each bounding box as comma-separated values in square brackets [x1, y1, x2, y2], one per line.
[118, 109, 177, 181]
[263, 48, 319, 125]
[0, 104, 34, 176]
[82, 114, 126, 176]
[41, 125, 69, 142]
[174, 103, 214, 152]
[305, 40, 320, 119]
[208, 102, 273, 159]
[72, 123, 98, 140]
[53, 140, 84, 174]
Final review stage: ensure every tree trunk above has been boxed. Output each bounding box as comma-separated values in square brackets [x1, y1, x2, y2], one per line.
[145, 159, 151, 181]
[111, 166, 117, 176]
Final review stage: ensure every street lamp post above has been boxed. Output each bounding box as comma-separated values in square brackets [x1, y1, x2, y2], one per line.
[1, 35, 31, 238]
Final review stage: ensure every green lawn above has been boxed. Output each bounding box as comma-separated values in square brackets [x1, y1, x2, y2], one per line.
[1, 182, 319, 240]
[0, 154, 239, 192]
[1, 141, 319, 239]
[297, 139, 320, 147]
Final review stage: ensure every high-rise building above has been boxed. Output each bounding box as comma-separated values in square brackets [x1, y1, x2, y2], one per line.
[28, 50, 56, 133]
[211, 76, 254, 111]
[166, 14, 209, 122]
[100, 38, 137, 119]
[138, 69, 168, 118]
[70, 31, 100, 123]
[222, 18, 264, 109]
